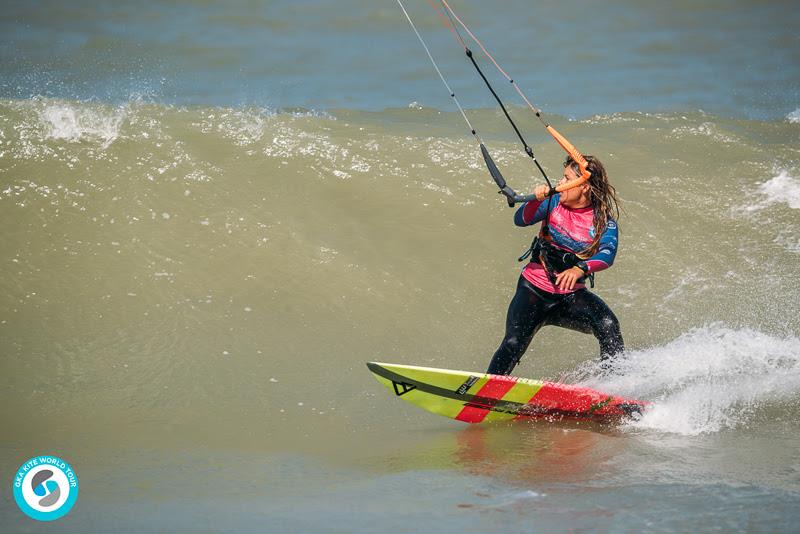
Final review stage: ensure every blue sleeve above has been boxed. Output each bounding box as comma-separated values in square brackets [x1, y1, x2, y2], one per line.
[514, 194, 560, 227]
[584, 219, 618, 272]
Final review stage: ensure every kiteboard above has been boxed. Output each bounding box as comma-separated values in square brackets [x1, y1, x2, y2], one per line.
[367, 362, 646, 423]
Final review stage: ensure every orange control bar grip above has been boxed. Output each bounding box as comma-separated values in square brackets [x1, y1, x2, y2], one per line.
[546, 125, 590, 192]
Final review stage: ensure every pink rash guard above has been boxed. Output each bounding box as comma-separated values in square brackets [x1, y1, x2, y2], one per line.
[514, 194, 618, 294]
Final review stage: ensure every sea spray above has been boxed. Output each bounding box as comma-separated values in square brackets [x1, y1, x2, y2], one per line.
[579, 325, 800, 435]
[748, 170, 800, 211]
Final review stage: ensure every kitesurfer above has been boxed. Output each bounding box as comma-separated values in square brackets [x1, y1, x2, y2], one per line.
[487, 155, 623, 375]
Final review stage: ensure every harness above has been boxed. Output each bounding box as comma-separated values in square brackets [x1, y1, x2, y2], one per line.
[518, 230, 596, 288]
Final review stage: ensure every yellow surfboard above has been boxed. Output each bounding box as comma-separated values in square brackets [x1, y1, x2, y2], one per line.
[367, 362, 646, 423]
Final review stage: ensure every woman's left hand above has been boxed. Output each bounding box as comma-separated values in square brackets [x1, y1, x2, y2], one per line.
[555, 266, 586, 291]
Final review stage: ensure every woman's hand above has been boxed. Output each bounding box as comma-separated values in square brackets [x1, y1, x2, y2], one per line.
[555, 266, 586, 291]
[533, 184, 550, 201]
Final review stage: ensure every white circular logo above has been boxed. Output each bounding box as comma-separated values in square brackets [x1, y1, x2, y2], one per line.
[13, 455, 78, 521]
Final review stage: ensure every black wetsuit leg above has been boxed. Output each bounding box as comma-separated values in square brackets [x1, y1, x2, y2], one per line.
[544, 288, 624, 360]
[486, 276, 562, 375]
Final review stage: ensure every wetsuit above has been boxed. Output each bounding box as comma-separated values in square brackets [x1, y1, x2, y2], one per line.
[486, 194, 624, 375]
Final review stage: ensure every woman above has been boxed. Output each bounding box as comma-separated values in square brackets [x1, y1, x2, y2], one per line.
[486, 155, 623, 376]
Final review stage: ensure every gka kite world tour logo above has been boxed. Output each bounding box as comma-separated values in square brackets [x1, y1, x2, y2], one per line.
[13, 455, 79, 521]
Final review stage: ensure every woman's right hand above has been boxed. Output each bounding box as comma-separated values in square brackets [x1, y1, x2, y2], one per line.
[533, 184, 550, 201]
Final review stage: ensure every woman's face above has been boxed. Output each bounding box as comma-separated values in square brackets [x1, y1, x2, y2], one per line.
[558, 166, 590, 206]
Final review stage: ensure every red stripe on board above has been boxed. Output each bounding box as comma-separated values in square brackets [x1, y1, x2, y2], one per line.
[455, 376, 518, 423]
[513, 382, 601, 420]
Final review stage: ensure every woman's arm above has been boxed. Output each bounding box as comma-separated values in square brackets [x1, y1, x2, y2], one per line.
[580, 220, 618, 274]
[514, 193, 560, 227]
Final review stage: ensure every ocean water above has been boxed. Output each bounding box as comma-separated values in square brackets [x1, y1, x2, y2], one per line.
[1, 1, 799, 532]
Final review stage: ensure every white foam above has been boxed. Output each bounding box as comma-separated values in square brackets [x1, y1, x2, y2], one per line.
[786, 108, 800, 124]
[580, 325, 800, 435]
[759, 170, 800, 209]
[775, 232, 800, 253]
[200, 108, 271, 146]
[39, 102, 126, 148]
[670, 122, 739, 144]
[748, 170, 800, 210]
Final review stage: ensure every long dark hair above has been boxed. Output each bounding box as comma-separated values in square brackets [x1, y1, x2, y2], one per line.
[564, 155, 620, 257]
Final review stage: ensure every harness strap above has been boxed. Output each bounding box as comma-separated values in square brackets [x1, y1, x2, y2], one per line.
[519, 237, 596, 288]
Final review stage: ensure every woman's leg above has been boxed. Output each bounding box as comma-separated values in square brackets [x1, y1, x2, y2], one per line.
[486, 277, 560, 375]
[545, 289, 624, 360]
